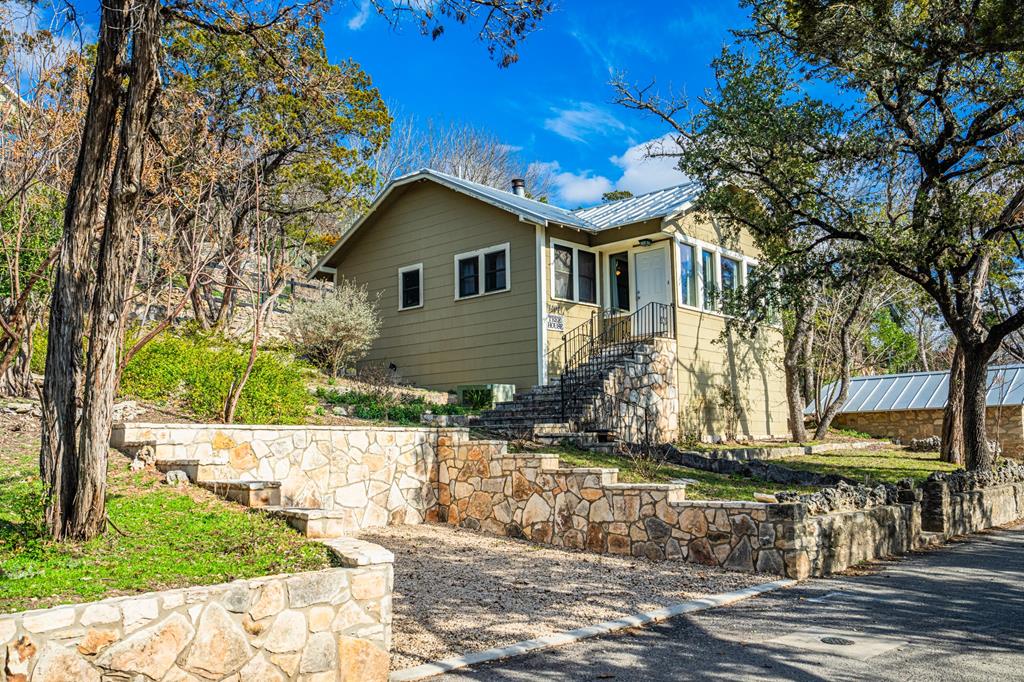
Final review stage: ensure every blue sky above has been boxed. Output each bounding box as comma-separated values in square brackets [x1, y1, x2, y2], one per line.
[30, 1, 750, 207]
[329, 1, 751, 206]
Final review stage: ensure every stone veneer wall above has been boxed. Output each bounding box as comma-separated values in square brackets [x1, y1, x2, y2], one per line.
[833, 406, 1024, 456]
[112, 424, 455, 533]
[582, 338, 679, 444]
[0, 541, 393, 682]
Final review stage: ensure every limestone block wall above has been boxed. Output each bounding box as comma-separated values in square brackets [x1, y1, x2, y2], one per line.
[112, 424, 454, 532]
[833, 406, 1024, 456]
[0, 544, 393, 682]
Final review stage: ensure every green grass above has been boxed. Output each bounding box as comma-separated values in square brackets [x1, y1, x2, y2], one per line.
[780, 447, 958, 485]
[0, 435, 331, 614]
[548, 446, 819, 501]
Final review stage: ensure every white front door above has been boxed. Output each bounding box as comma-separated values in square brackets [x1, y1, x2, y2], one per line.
[634, 247, 671, 310]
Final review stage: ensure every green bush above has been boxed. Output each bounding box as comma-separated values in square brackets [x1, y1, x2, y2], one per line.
[120, 332, 314, 424]
[315, 388, 471, 425]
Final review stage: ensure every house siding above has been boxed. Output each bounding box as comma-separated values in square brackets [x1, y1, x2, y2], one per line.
[332, 181, 539, 393]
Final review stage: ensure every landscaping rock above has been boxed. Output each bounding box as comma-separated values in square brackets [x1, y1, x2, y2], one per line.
[262, 610, 307, 653]
[184, 603, 252, 678]
[300, 631, 338, 673]
[97, 613, 194, 680]
[287, 572, 345, 608]
[32, 642, 101, 682]
[77, 628, 119, 656]
[5, 635, 37, 681]
[22, 608, 74, 634]
[238, 653, 285, 682]
[165, 469, 190, 486]
[338, 636, 388, 682]
[249, 581, 287, 621]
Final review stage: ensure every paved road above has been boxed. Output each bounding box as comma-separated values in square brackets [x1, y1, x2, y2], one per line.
[439, 524, 1024, 681]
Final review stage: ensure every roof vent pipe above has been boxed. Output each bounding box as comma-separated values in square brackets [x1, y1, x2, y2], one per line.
[511, 178, 526, 197]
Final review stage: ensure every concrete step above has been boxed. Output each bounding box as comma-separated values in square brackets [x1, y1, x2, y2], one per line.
[198, 480, 282, 508]
[262, 507, 351, 539]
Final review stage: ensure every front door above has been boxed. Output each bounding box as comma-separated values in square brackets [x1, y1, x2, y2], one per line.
[634, 247, 671, 310]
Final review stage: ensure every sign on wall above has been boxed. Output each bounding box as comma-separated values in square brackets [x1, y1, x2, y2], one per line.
[546, 313, 565, 332]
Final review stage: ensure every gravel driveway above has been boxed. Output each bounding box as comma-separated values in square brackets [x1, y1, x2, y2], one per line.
[355, 524, 774, 671]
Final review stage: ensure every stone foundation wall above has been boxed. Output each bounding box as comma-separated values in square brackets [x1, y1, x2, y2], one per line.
[582, 338, 679, 444]
[112, 424, 455, 533]
[833, 406, 1024, 456]
[0, 543, 393, 682]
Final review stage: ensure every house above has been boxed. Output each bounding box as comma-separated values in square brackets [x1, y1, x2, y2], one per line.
[312, 169, 788, 441]
[809, 365, 1024, 455]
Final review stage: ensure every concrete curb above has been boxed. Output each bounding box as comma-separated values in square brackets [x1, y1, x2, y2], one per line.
[389, 578, 798, 681]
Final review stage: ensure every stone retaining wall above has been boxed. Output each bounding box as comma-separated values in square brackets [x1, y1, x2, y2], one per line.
[0, 541, 393, 682]
[112, 424, 455, 533]
[834, 406, 1024, 456]
[922, 480, 1024, 538]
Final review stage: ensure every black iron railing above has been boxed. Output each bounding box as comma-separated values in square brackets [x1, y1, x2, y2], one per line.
[553, 301, 675, 423]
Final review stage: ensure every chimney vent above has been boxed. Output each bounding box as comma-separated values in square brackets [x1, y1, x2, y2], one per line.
[511, 178, 526, 197]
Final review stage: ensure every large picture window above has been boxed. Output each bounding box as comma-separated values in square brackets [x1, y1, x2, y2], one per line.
[551, 241, 598, 305]
[398, 263, 423, 310]
[454, 243, 510, 300]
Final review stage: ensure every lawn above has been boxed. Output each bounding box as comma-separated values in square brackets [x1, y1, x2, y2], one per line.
[0, 417, 332, 614]
[550, 447, 819, 501]
[780, 447, 958, 485]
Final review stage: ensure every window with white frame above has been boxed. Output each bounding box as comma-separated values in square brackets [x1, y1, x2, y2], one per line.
[679, 243, 697, 307]
[700, 249, 717, 309]
[721, 256, 742, 292]
[455, 243, 510, 300]
[551, 241, 598, 305]
[398, 263, 423, 310]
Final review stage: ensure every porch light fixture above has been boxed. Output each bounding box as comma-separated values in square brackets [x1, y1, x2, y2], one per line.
[638, 238, 653, 247]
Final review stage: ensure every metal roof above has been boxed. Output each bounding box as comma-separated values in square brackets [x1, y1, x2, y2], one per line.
[310, 168, 698, 278]
[805, 364, 1024, 415]
[571, 183, 698, 230]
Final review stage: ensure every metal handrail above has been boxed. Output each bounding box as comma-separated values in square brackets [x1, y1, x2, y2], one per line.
[557, 301, 675, 422]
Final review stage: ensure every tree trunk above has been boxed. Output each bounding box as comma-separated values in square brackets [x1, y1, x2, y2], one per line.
[0, 314, 35, 397]
[941, 345, 965, 465]
[813, 284, 866, 440]
[40, 0, 129, 540]
[72, 0, 163, 541]
[961, 345, 995, 470]
[784, 302, 812, 442]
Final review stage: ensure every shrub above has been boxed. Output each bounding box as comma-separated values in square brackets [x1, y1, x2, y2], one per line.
[288, 279, 381, 376]
[120, 332, 313, 424]
[316, 388, 471, 425]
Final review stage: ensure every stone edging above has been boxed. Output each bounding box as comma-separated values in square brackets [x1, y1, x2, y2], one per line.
[388, 578, 797, 681]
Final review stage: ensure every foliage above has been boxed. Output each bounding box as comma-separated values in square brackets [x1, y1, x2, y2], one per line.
[316, 387, 471, 425]
[459, 387, 493, 410]
[0, 440, 330, 612]
[864, 308, 920, 374]
[120, 331, 314, 424]
[601, 190, 634, 201]
[0, 188, 63, 302]
[287, 280, 382, 376]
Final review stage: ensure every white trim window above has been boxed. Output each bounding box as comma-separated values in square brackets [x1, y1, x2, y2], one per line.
[398, 263, 423, 311]
[721, 255, 742, 293]
[678, 242, 697, 307]
[551, 240, 598, 305]
[454, 243, 510, 300]
[700, 248, 718, 310]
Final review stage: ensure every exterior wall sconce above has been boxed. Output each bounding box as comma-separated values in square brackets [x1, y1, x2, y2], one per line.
[638, 238, 653, 247]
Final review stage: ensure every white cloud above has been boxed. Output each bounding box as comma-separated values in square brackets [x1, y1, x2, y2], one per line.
[543, 102, 629, 143]
[348, 0, 372, 30]
[533, 134, 688, 207]
[530, 161, 613, 206]
[610, 134, 688, 195]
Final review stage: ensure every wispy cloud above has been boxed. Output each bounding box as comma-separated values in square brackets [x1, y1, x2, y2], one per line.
[347, 0, 372, 30]
[543, 102, 630, 143]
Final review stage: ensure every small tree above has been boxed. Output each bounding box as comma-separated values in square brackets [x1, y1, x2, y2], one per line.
[288, 280, 381, 377]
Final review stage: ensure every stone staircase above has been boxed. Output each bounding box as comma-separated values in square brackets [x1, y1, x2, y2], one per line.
[471, 340, 653, 444]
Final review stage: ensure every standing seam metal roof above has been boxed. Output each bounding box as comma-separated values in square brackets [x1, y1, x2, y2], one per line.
[571, 183, 699, 229]
[805, 364, 1024, 414]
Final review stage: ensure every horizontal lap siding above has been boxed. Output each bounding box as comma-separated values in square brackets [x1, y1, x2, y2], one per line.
[334, 182, 538, 392]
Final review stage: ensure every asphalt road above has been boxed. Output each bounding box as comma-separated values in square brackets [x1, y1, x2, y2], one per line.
[438, 523, 1024, 681]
